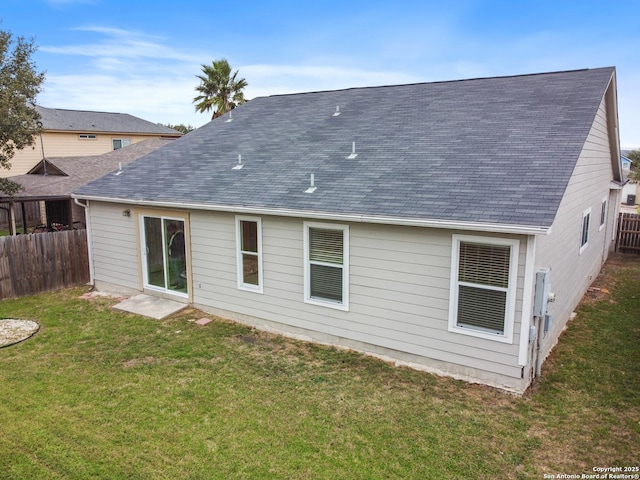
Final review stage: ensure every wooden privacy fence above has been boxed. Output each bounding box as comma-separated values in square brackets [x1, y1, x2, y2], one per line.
[0, 230, 89, 300]
[616, 212, 640, 254]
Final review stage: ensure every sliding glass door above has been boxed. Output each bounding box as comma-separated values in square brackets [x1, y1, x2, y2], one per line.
[140, 215, 188, 296]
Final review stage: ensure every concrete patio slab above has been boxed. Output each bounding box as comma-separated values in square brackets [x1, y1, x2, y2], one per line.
[113, 294, 187, 320]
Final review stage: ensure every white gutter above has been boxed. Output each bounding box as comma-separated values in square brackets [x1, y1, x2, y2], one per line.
[73, 197, 95, 287]
[70, 194, 551, 236]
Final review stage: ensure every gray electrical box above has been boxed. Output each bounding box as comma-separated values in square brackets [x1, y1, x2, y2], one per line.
[534, 268, 552, 317]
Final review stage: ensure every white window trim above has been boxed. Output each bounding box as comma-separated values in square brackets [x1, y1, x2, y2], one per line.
[78, 134, 97, 140]
[580, 207, 591, 254]
[303, 221, 349, 311]
[599, 196, 607, 231]
[448, 234, 519, 344]
[235, 216, 263, 294]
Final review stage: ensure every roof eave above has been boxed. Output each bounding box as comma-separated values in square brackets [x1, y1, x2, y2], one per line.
[71, 194, 551, 236]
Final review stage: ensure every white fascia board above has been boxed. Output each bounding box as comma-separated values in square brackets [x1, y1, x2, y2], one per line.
[71, 194, 552, 236]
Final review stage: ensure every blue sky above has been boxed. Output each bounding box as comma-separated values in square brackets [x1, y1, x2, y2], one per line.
[3, 0, 639, 148]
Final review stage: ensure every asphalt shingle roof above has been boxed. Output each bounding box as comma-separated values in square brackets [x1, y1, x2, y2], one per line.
[74, 67, 616, 229]
[36, 106, 182, 136]
[6, 138, 176, 200]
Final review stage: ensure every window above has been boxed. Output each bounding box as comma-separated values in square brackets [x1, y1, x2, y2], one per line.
[78, 134, 97, 140]
[599, 197, 607, 231]
[449, 235, 519, 342]
[304, 222, 349, 310]
[580, 208, 591, 254]
[112, 138, 131, 150]
[235, 216, 263, 293]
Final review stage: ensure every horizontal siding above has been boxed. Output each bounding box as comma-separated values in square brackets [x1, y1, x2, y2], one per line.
[535, 95, 616, 359]
[89, 201, 140, 290]
[85, 203, 529, 386]
[190, 211, 527, 380]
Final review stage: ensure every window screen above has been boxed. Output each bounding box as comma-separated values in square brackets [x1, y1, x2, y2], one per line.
[456, 242, 511, 335]
[308, 227, 344, 304]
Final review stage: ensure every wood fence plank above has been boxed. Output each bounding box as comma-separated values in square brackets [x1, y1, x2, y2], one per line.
[0, 229, 89, 300]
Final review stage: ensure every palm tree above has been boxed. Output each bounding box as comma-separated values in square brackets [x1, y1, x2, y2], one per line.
[193, 59, 248, 120]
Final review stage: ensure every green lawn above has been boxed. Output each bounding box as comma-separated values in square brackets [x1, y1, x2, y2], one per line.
[0, 255, 638, 479]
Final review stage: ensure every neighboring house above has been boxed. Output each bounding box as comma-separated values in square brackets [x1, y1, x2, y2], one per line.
[0, 138, 176, 234]
[73, 67, 623, 394]
[3, 106, 182, 177]
[620, 156, 637, 205]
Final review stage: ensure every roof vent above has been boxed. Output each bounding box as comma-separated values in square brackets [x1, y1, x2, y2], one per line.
[332, 106, 341, 117]
[232, 154, 243, 170]
[305, 173, 317, 194]
[225, 111, 233, 123]
[114, 162, 123, 176]
[346, 141, 358, 159]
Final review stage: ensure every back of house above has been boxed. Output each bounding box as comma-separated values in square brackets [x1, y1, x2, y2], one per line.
[73, 67, 622, 393]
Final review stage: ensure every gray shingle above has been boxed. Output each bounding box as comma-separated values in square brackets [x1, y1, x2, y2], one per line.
[36, 106, 182, 136]
[74, 67, 615, 229]
[7, 138, 176, 199]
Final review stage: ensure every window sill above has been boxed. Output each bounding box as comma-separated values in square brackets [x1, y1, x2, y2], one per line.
[238, 284, 263, 294]
[448, 325, 513, 344]
[305, 297, 349, 312]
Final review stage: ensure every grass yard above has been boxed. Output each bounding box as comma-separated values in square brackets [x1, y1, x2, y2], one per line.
[0, 255, 638, 479]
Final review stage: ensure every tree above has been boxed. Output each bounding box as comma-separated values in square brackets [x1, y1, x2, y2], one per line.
[162, 123, 195, 134]
[0, 25, 45, 195]
[193, 59, 247, 120]
[627, 150, 640, 182]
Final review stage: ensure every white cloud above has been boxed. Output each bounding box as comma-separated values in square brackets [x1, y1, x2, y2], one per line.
[40, 26, 203, 64]
[37, 26, 425, 128]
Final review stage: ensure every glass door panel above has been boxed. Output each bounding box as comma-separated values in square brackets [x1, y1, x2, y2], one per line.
[144, 217, 165, 288]
[142, 216, 187, 296]
[166, 219, 186, 294]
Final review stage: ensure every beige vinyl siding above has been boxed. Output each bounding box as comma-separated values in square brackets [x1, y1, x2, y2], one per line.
[88, 201, 140, 290]
[3, 132, 168, 177]
[190, 211, 528, 385]
[535, 95, 616, 361]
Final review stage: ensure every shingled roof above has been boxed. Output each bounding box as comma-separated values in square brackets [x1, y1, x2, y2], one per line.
[6, 138, 176, 201]
[74, 67, 617, 232]
[35, 106, 182, 136]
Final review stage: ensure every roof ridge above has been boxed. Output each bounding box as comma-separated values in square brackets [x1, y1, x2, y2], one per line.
[264, 66, 615, 99]
[37, 105, 128, 115]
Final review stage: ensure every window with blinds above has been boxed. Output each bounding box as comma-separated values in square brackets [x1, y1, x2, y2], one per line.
[235, 216, 263, 292]
[304, 223, 349, 310]
[449, 235, 519, 342]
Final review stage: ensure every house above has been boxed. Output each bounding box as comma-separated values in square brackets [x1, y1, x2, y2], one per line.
[2, 106, 182, 177]
[620, 156, 637, 206]
[73, 67, 623, 394]
[0, 138, 176, 234]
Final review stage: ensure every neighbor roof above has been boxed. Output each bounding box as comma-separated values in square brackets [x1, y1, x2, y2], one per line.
[35, 106, 182, 136]
[5, 138, 176, 201]
[74, 67, 616, 232]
